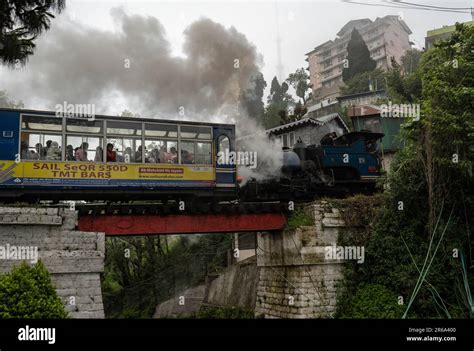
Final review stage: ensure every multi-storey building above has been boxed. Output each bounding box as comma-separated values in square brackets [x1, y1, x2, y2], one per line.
[425, 20, 474, 49]
[306, 16, 412, 103]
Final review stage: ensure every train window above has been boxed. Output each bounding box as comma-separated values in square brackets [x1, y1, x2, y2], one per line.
[218, 135, 230, 154]
[195, 142, 212, 165]
[145, 123, 178, 138]
[66, 119, 103, 134]
[66, 136, 103, 162]
[21, 133, 62, 161]
[145, 140, 178, 164]
[180, 141, 195, 164]
[106, 138, 142, 163]
[22, 115, 62, 132]
[180, 125, 212, 140]
[107, 121, 142, 136]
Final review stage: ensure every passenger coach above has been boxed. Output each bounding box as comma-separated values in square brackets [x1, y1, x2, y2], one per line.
[0, 108, 236, 202]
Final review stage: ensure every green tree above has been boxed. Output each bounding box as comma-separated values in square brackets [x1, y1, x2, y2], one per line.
[342, 28, 376, 83]
[0, 0, 65, 66]
[286, 68, 310, 105]
[103, 234, 232, 318]
[262, 76, 294, 128]
[0, 90, 24, 108]
[239, 71, 266, 120]
[341, 284, 404, 318]
[336, 23, 474, 319]
[0, 261, 68, 318]
[413, 22, 473, 235]
[340, 68, 386, 95]
[385, 50, 422, 104]
[400, 48, 422, 75]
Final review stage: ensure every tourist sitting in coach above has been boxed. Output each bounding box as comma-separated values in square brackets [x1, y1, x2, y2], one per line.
[66, 145, 75, 161]
[20, 141, 36, 160]
[135, 145, 144, 163]
[35, 143, 43, 160]
[169, 147, 178, 163]
[44, 140, 52, 158]
[94, 146, 103, 162]
[149, 148, 160, 163]
[46, 141, 61, 160]
[124, 147, 135, 163]
[106, 143, 117, 162]
[75, 142, 89, 161]
[158, 145, 167, 163]
[181, 150, 194, 164]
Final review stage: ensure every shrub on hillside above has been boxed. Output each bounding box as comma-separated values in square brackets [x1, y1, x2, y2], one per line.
[0, 261, 68, 318]
[341, 284, 403, 319]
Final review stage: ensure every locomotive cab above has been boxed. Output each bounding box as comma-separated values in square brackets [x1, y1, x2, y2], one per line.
[322, 131, 384, 185]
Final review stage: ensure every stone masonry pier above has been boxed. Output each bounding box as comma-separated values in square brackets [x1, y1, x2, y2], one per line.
[0, 206, 105, 318]
[255, 201, 345, 318]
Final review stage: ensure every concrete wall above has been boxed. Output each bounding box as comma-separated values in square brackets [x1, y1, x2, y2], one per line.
[255, 202, 344, 318]
[0, 206, 105, 318]
[152, 256, 258, 318]
[153, 284, 206, 318]
[205, 255, 258, 309]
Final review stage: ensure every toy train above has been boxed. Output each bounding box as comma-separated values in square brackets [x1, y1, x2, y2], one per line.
[0, 108, 383, 204]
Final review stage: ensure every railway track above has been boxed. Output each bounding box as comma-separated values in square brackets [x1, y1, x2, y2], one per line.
[74, 201, 290, 216]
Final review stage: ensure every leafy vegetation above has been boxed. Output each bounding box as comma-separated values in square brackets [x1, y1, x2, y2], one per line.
[336, 23, 474, 319]
[340, 69, 386, 95]
[0, 90, 24, 108]
[0, 0, 65, 66]
[286, 207, 314, 229]
[102, 234, 232, 318]
[342, 28, 376, 83]
[340, 284, 404, 319]
[0, 261, 68, 318]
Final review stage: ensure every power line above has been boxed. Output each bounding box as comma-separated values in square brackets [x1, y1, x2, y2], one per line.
[345, 1, 471, 14]
[394, 1, 472, 11]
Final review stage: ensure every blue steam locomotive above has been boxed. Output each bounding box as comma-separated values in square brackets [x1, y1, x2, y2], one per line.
[239, 131, 384, 200]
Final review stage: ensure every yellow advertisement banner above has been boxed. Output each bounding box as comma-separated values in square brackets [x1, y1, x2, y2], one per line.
[0, 161, 215, 185]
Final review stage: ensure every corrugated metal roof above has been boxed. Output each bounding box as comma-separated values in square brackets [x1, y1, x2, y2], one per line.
[266, 117, 322, 134]
[266, 112, 349, 134]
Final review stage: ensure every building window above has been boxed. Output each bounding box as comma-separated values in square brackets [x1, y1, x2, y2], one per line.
[322, 70, 332, 79]
[289, 132, 295, 146]
[321, 50, 331, 60]
[368, 29, 378, 38]
[281, 132, 296, 148]
[323, 60, 332, 68]
[363, 119, 381, 133]
[282, 134, 289, 147]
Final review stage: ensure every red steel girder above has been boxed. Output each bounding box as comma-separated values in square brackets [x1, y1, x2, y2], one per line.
[78, 213, 287, 235]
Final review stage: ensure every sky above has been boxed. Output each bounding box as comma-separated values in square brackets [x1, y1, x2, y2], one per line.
[1, 0, 472, 116]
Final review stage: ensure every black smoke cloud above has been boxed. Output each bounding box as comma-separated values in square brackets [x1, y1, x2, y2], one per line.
[1, 8, 263, 120]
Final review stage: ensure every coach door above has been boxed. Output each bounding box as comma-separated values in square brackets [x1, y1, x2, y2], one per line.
[214, 128, 236, 188]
